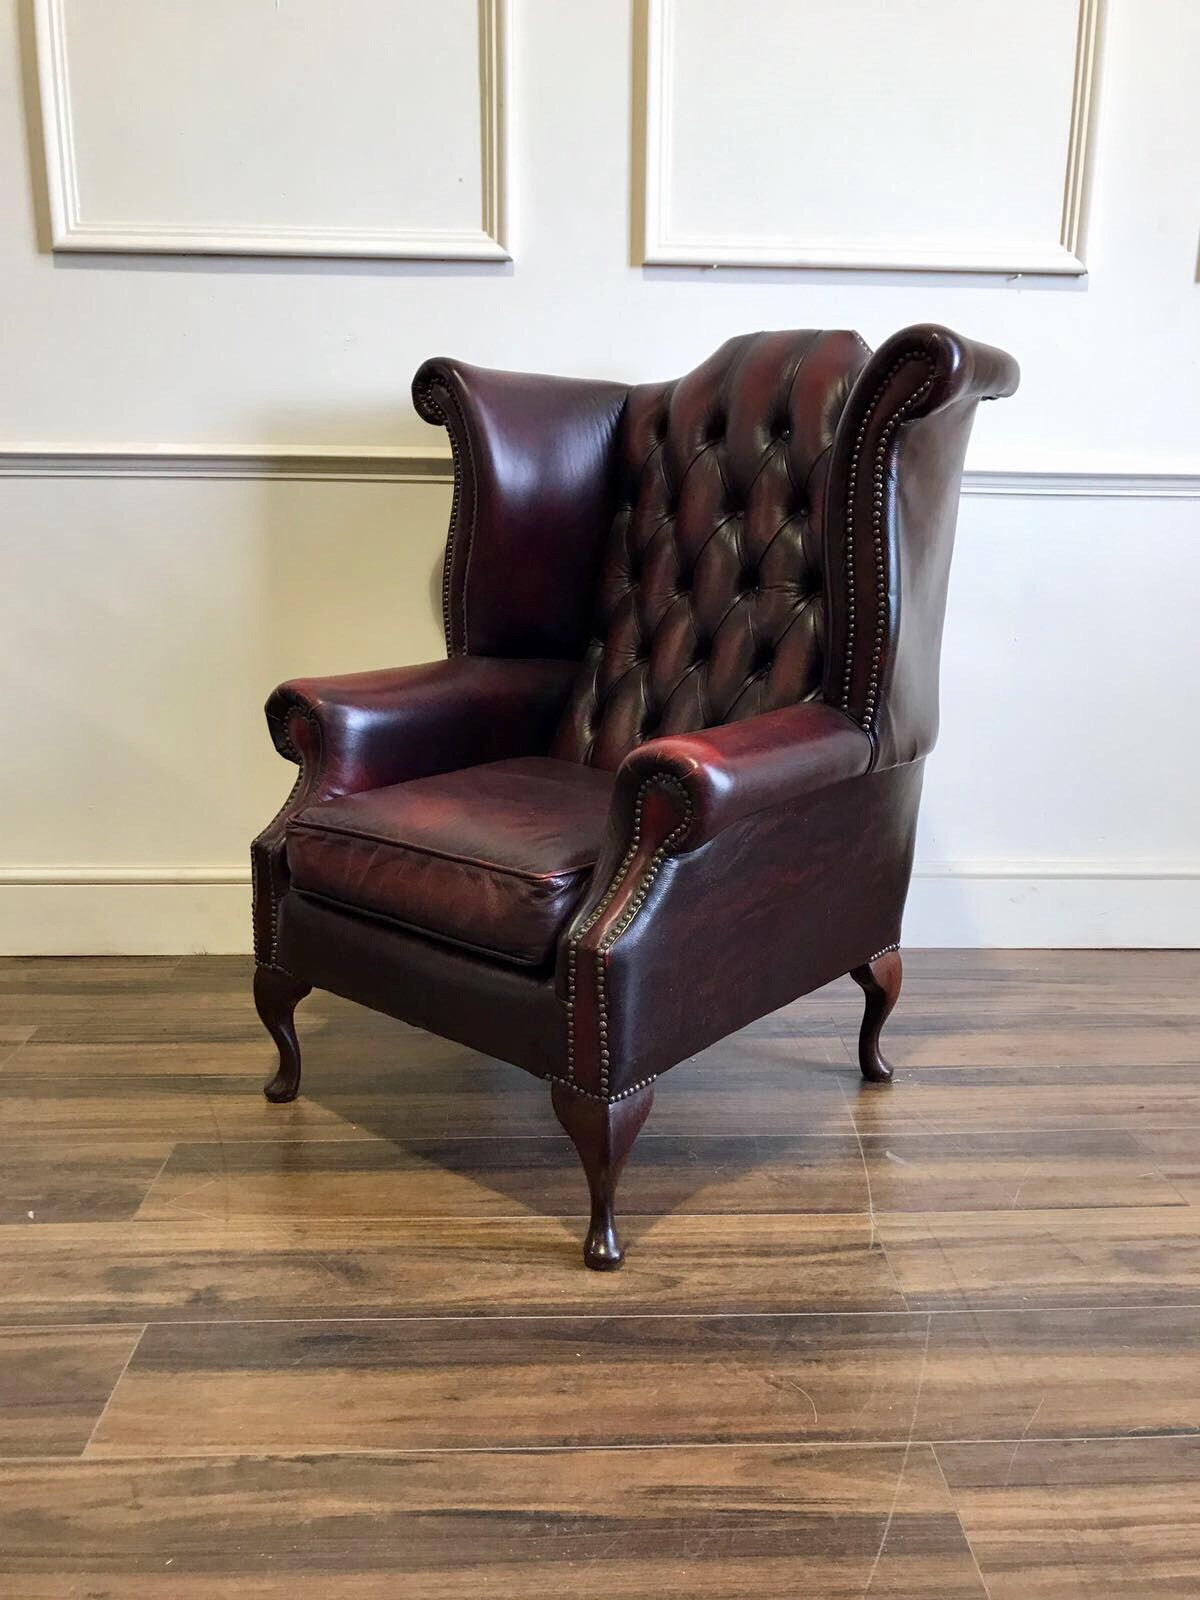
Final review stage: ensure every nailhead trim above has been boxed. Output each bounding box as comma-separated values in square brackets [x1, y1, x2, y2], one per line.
[251, 702, 320, 966]
[565, 774, 693, 1099]
[548, 1072, 659, 1105]
[840, 352, 936, 732]
[866, 942, 900, 963]
[414, 376, 475, 656]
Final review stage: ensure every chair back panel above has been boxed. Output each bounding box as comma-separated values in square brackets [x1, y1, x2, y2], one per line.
[551, 329, 869, 769]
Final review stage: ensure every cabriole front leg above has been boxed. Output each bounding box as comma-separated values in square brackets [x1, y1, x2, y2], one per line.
[254, 965, 311, 1103]
[552, 1080, 654, 1271]
[849, 949, 902, 1083]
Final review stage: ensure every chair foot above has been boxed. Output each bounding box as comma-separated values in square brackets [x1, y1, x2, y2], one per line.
[849, 949, 902, 1083]
[254, 965, 311, 1103]
[551, 1080, 654, 1271]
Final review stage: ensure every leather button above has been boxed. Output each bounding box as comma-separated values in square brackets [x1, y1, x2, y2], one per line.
[777, 424, 792, 440]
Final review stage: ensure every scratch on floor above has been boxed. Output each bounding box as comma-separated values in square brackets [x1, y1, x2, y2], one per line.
[783, 1380, 819, 1425]
[1002, 1395, 1046, 1487]
[862, 1312, 932, 1596]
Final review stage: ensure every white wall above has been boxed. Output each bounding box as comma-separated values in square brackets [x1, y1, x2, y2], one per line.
[1, 0, 1197, 953]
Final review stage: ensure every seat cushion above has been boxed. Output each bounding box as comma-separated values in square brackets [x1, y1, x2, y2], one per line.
[286, 757, 614, 967]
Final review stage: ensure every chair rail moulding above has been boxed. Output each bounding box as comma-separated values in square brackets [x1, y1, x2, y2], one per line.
[0, 443, 455, 482]
[1, 447, 1196, 499]
[33, 0, 510, 260]
[637, 0, 1102, 275]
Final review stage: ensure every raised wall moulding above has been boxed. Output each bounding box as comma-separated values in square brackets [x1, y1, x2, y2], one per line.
[638, 0, 1102, 275]
[34, 0, 509, 260]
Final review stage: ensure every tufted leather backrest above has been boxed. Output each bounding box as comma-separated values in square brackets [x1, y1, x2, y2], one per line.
[551, 330, 869, 769]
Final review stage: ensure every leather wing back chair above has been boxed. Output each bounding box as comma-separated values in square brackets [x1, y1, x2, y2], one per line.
[252, 323, 1018, 1269]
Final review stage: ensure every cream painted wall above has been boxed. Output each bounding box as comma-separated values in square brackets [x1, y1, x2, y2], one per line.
[1, 0, 1198, 952]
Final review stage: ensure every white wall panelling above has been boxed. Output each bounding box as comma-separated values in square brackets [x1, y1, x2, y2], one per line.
[3, 0, 1199, 952]
[34, 0, 509, 259]
[639, 0, 1102, 273]
[2, 466, 1197, 954]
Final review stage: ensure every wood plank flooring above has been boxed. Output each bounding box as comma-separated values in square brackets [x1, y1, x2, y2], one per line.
[1, 950, 1199, 1596]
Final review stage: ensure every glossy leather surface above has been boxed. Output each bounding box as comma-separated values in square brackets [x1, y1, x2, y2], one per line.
[413, 361, 627, 660]
[251, 657, 577, 965]
[287, 758, 613, 968]
[612, 700, 872, 853]
[279, 890, 566, 1075]
[552, 330, 868, 769]
[258, 323, 1017, 1108]
[824, 324, 1019, 770]
[572, 762, 926, 1094]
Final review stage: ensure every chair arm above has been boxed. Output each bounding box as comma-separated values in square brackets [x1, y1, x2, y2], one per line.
[252, 656, 577, 967]
[265, 656, 579, 800]
[613, 701, 873, 855]
[554, 702, 871, 1013]
[413, 359, 629, 659]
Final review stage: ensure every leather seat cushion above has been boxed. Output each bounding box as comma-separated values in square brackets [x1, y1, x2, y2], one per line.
[286, 757, 614, 967]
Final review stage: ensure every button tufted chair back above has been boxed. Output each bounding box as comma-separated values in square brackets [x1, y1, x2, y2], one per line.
[551, 330, 870, 770]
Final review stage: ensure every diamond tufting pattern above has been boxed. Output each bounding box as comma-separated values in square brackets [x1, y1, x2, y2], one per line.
[552, 329, 870, 769]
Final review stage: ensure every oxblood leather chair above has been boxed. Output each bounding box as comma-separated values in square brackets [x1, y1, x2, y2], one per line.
[252, 324, 1018, 1270]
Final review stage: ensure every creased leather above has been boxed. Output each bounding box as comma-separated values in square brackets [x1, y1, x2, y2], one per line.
[287, 758, 613, 967]
[251, 657, 578, 966]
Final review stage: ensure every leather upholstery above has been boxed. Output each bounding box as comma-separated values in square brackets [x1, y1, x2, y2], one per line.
[251, 657, 577, 965]
[552, 330, 869, 769]
[280, 889, 566, 1076]
[259, 323, 1017, 1110]
[287, 758, 613, 967]
[824, 324, 1019, 770]
[412, 361, 628, 660]
[563, 761, 926, 1095]
[610, 700, 872, 854]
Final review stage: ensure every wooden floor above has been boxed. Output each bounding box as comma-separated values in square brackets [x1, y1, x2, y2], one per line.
[1, 951, 1199, 1597]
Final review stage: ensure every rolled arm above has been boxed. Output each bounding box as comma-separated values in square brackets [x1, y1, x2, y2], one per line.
[265, 656, 579, 800]
[613, 701, 872, 855]
[253, 656, 577, 966]
[556, 702, 872, 1017]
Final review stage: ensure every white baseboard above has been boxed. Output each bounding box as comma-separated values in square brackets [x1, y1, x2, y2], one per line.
[2, 863, 1197, 955]
[1, 880, 252, 956]
[903, 865, 1200, 950]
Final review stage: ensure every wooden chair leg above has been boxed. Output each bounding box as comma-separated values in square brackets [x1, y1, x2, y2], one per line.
[254, 965, 311, 1103]
[552, 1080, 654, 1271]
[849, 949, 902, 1084]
